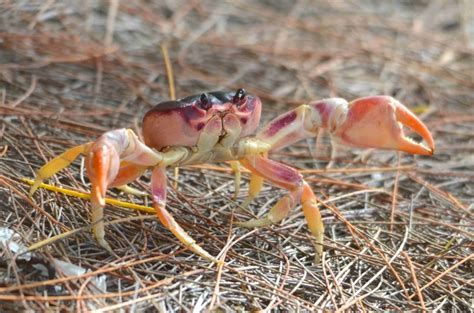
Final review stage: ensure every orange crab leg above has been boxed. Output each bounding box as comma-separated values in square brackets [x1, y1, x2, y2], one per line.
[238, 155, 324, 262]
[109, 161, 148, 188]
[111, 162, 149, 197]
[151, 167, 217, 262]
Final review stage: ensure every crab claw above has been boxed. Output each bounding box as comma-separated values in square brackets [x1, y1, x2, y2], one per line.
[333, 96, 434, 155]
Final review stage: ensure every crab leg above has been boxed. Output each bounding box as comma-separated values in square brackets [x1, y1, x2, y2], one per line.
[29, 143, 90, 197]
[90, 161, 148, 249]
[229, 161, 242, 199]
[29, 130, 157, 251]
[146, 114, 230, 262]
[240, 172, 264, 209]
[238, 156, 302, 226]
[238, 155, 324, 261]
[110, 161, 149, 196]
[257, 96, 434, 155]
[301, 183, 324, 262]
[237, 96, 435, 262]
[151, 167, 217, 262]
[82, 129, 163, 250]
[85, 129, 192, 252]
[229, 160, 265, 206]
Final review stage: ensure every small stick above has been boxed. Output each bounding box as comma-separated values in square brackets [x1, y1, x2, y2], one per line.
[409, 254, 473, 300]
[21, 178, 154, 214]
[160, 44, 176, 101]
[160, 44, 180, 189]
[402, 252, 427, 311]
[390, 153, 401, 232]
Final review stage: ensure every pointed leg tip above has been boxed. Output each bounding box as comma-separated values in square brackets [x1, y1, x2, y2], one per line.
[313, 243, 323, 264]
[206, 254, 223, 265]
[313, 253, 322, 264]
[28, 180, 42, 198]
[187, 243, 221, 264]
[97, 237, 113, 253]
[239, 197, 253, 210]
[202, 253, 223, 265]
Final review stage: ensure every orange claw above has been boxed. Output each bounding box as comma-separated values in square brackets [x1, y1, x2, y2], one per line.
[333, 96, 435, 155]
[393, 99, 435, 155]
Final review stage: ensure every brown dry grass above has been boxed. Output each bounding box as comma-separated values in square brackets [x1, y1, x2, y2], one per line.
[0, 1, 472, 311]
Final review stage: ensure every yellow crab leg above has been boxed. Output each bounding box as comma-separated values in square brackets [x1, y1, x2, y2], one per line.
[229, 161, 241, 199]
[301, 183, 324, 263]
[29, 143, 89, 197]
[239, 172, 264, 209]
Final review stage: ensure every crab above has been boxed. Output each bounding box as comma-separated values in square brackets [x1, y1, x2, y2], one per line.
[29, 89, 434, 263]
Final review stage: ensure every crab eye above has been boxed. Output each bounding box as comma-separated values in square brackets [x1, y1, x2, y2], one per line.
[233, 88, 246, 107]
[199, 93, 212, 110]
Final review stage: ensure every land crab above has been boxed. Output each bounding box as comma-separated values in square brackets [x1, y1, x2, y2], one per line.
[30, 89, 434, 262]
